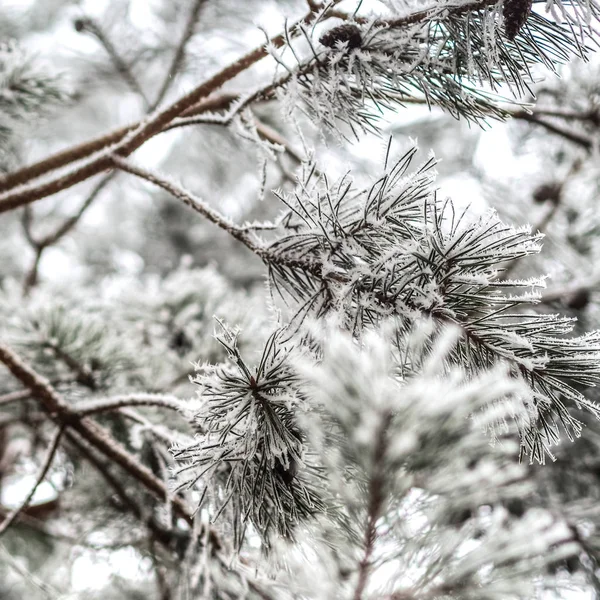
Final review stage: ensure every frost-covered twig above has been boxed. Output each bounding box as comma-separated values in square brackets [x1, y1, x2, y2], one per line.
[72, 393, 186, 417]
[111, 155, 267, 256]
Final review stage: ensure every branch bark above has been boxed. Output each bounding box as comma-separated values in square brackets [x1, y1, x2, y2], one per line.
[0, 11, 316, 212]
[0, 425, 64, 538]
[0, 341, 194, 524]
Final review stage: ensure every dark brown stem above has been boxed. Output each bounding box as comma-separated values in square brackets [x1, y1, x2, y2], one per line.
[353, 414, 390, 600]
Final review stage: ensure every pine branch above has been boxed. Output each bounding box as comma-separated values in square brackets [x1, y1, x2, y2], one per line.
[0, 341, 195, 524]
[0, 9, 320, 212]
[265, 148, 600, 459]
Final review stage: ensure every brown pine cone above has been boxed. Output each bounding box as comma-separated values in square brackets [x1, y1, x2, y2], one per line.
[503, 0, 534, 40]
[319, 23, 362, 50]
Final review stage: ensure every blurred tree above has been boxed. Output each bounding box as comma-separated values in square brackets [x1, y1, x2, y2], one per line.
[1, 0, 600, 598]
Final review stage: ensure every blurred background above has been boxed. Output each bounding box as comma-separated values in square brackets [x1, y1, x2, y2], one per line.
[1, 0, 600, 597]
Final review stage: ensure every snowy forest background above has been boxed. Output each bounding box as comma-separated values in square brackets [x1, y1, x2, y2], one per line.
[1, 0, 600, 598]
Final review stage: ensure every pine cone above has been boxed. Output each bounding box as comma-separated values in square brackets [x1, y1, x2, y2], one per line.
[532, 181, 562, 204]
[503, 0, 533, 40]
[319, 23, 362, 50]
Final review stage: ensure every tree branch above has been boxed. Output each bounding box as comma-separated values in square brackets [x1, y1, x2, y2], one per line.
[111, 155, 267, 257]
[511, 110, 593, 150]
[0, 425, 64, 538]
[0, 94, 236, 195]
[0, 341, 194, 523]
[151, 0, 208, 110]
[72, 394, 185, 417]
[0, 389, 31, 406]
[0, 11, 317, 212]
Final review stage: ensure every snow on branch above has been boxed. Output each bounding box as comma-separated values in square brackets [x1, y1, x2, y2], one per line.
[276, 0, 596, 136]
[264, 146, 600, 461]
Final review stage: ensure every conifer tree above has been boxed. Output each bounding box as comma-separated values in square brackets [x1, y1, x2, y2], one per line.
[1, 0, 600, 598]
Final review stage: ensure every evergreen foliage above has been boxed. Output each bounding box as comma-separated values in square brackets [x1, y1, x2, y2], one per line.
[1, 0, 600, 598]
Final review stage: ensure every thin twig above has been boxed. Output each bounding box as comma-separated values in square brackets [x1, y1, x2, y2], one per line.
[77, 17, 150, 108]
[72, 393, 185, 417]
[111, 155, 267, 256]
[0, 389, 31, 406]
[22, 246, 43, 296]
[0, 11, 317, 212]
[39, 172, 117, 248]
[151, 0, 207, 110]
[511, 111, 593, 150]
[0, 425, 64, 538]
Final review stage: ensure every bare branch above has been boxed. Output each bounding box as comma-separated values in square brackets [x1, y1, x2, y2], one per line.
[75, 17, 150, 108]
[72, 394, 185, 417]
[0, 389, 31, 406]
[0, 341, 194, 523]
[151, 0, 208, 110]
[0, 425, 64, 538]
[111, 155, 266, 257]
[511, 110, 593, 150]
